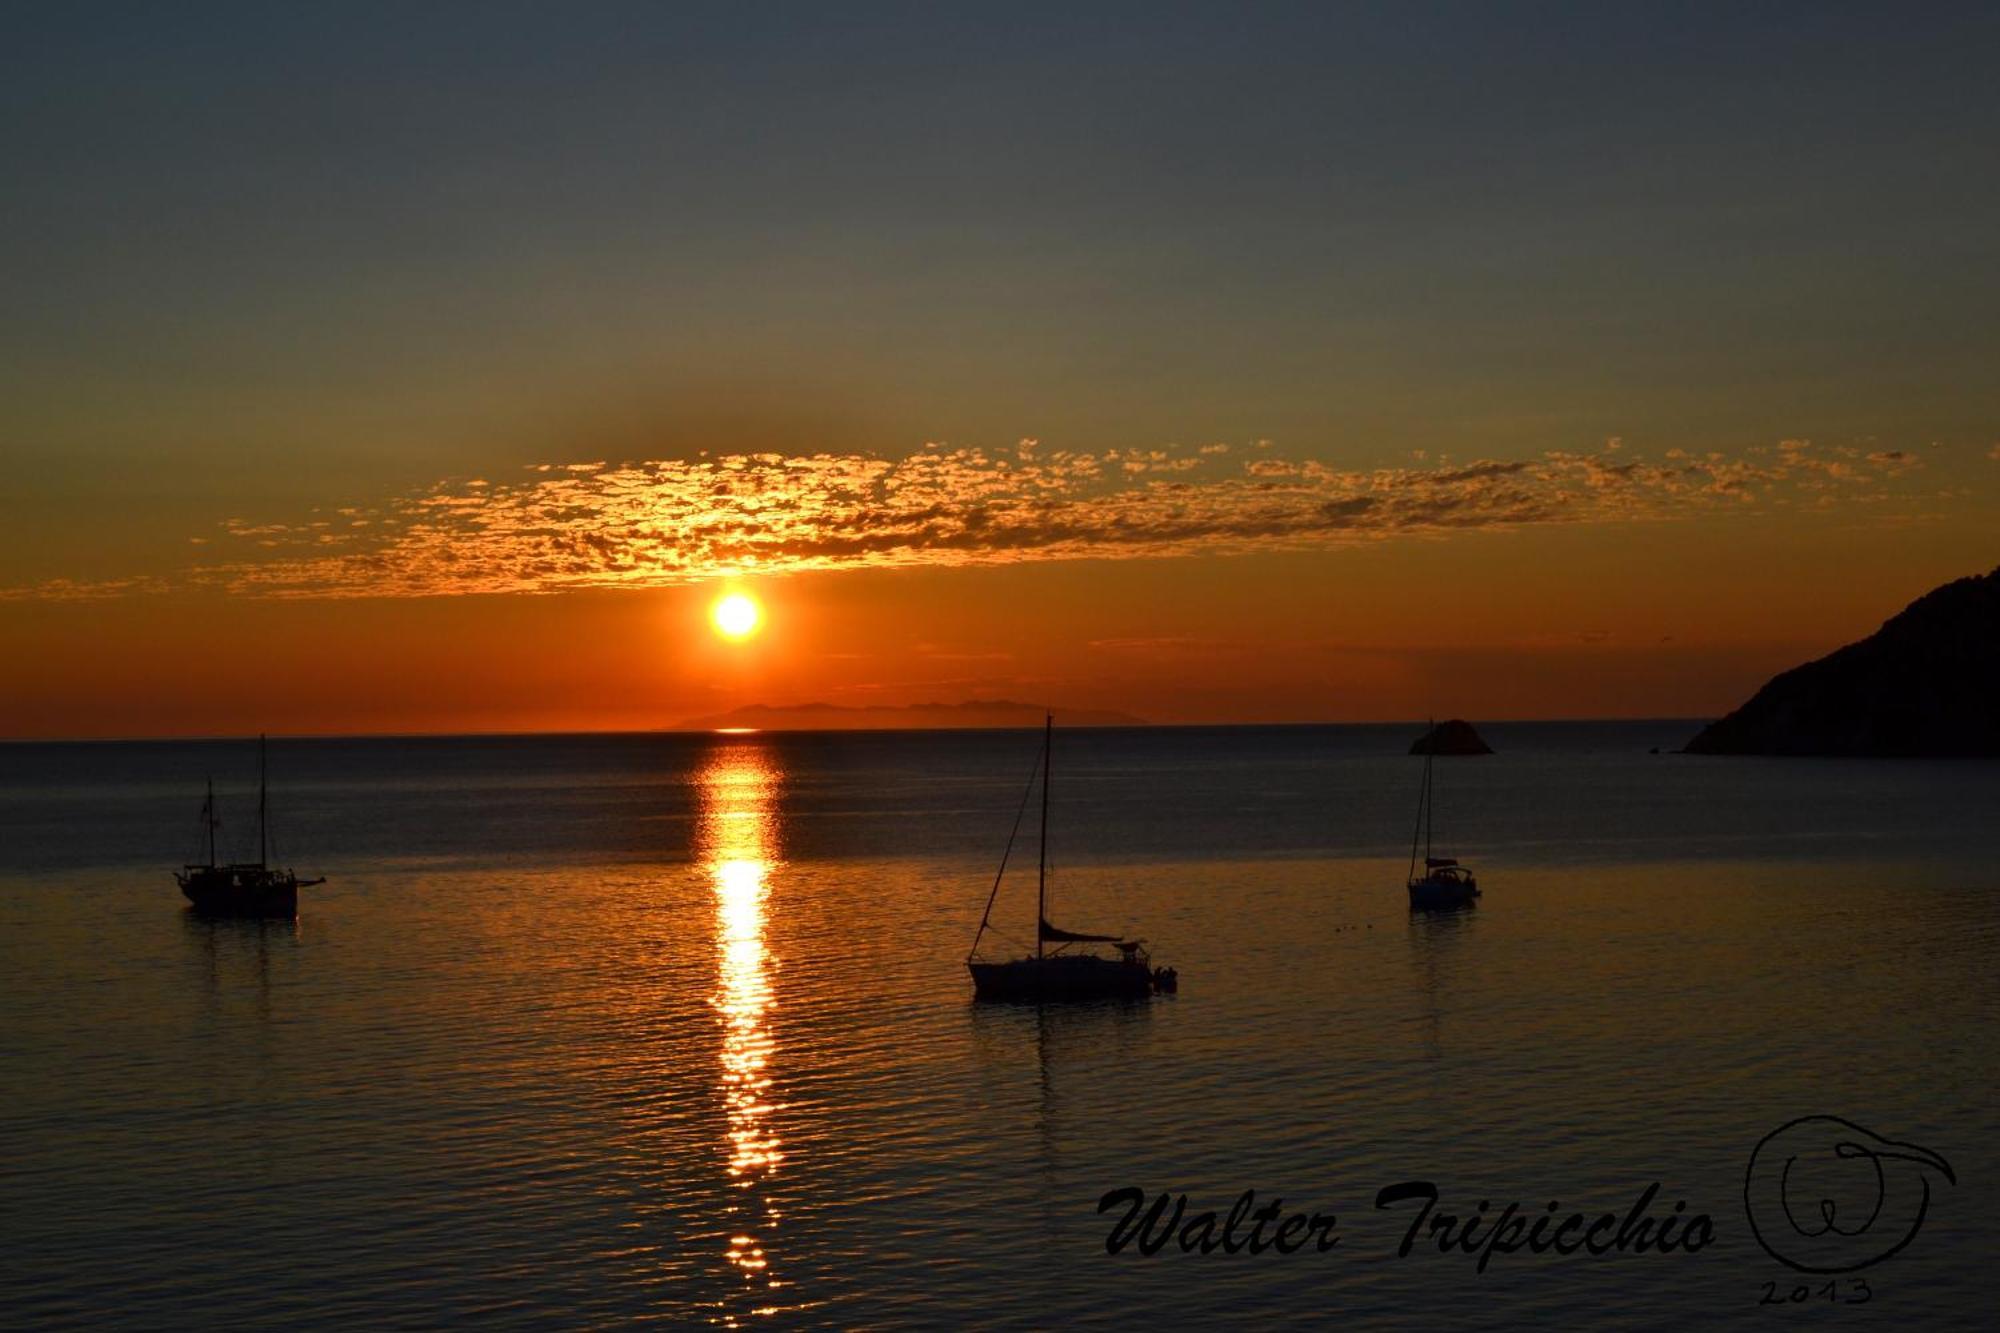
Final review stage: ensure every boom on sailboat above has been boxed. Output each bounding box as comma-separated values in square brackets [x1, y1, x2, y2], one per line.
[967, 715, 1177, 1002]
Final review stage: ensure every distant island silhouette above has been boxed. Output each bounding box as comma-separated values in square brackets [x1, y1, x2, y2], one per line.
[679, 700, 1148, 731]
[1410, 719, 1493, 755]
[1685, 564, 2000, 756]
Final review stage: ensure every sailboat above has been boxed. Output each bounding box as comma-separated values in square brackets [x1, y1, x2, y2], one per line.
[176, 735, 323, 917]
[1406, 722, 1481, 911]
[967, 715, 1177, 1003]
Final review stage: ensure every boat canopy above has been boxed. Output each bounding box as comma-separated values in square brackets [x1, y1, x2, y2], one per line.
[1425, 857, 1459, 868]
[1039, 917, 1125, 944]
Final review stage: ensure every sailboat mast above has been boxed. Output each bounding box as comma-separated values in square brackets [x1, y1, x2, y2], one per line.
[205, 777, 216, 867]
[1409, 719, 1434, 881]
[1425, 742, 1434, 865]
[258, 733, 268, 869]
[1037, 713, 1050, 963]
[1408, 756, 1425, 880]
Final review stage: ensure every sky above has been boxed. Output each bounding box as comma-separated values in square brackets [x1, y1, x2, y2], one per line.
[3, 2, 1997, 736]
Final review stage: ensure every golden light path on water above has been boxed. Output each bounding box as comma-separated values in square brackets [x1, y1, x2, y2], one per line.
[695, 744, 787, 1324]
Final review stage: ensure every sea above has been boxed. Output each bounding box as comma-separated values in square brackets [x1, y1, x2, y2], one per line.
[2, 722, 1996, 1329]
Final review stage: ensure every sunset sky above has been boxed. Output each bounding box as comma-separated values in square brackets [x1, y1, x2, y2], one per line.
[4, 3, 1997, 737]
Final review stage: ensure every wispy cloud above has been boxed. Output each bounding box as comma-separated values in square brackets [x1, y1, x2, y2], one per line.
[2, 437, 1943, 601]
[4, 575, 174, 601]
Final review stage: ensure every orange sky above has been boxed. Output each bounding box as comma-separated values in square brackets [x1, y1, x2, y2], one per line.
[3, 495, 1991, 738]
[5, 10, 1998, 738]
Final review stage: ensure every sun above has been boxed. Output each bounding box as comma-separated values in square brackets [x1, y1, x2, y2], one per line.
[710, 592, 764, 641]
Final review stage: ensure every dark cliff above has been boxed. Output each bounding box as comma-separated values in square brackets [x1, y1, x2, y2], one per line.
[1684, 565, 2000, 756]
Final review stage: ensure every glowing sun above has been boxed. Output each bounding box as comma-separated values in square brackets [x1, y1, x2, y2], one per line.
[710, 592, 764, 641]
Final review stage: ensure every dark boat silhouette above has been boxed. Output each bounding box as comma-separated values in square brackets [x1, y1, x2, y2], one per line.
[176, 735, 322, 917]
[967, 715, 1176, 1002]
[1406, 720, 1481, 911]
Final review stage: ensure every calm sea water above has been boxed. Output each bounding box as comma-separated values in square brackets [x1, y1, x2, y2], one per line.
[2, 723, 1996, 1329]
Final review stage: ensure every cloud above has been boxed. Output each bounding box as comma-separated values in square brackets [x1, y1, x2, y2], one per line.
[0, 437, 1951, 601]
[0, 575, 172, 602]
[1087, 635, 1238, 654]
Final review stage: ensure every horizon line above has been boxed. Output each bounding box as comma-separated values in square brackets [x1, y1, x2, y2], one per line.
[0, 716, 1714, 746]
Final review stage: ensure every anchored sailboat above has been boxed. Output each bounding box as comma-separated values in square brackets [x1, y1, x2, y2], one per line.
[1406, 721, 1481, 911]
[176, 735, 322, 917]
[967, 715, 1176, 1002]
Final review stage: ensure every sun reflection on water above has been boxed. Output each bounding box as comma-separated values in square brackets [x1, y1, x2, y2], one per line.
[696, 743, 787, 1319]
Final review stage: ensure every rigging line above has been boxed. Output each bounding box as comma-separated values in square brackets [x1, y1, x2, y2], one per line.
[1408, 753, 1427, 881]
[1432, 712, 1448, 856]
[968, 744, 1045, 963]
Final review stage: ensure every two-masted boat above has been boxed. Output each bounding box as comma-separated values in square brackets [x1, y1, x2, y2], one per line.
[967, 716, 1176, 1003]
[1406, 723, 1481, 910]
[176, 735, 322, 917]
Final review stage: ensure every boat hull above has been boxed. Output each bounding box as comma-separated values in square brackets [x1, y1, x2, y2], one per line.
[177, 867, 300, 917]
[969, 955, 1157, 1003]
[1407, 877, 1480, 911]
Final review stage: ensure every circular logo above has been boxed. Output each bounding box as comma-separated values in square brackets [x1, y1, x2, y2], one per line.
[1744, 1115, 1956, 1273]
